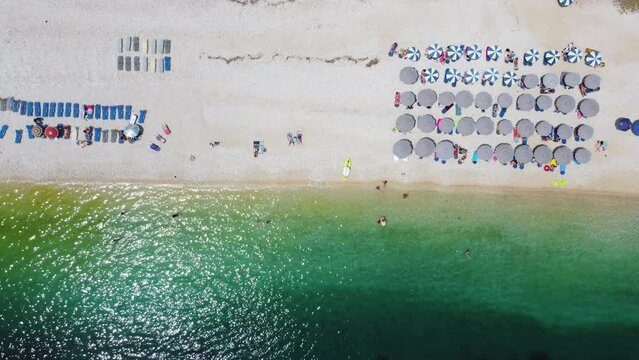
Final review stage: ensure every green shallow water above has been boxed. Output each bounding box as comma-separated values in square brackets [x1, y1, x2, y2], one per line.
[0, 183, 638, 360]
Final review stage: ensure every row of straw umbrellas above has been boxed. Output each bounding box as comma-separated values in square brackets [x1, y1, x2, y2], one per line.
[393, 138, 592, 165]
[399, 88, 600, 117]
[395, 114, 594, 141]
[400, 66, 601, 91]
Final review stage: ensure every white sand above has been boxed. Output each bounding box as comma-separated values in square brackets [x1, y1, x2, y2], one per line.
[1, 0, 638, 194]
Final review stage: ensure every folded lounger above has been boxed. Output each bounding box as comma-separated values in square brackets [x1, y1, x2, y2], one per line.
[94, 127, 101, 142]
[57, 102, 64, 117]
[15, 129, 22, 143]
[27, 102, 34, 116]
[0, 124, 8, 139]
[102, 129, 108, 143]
[110, 106, 117, 120]
[73, 103, 80, 118]
[117, 105, 124, 119]
[94, 104, 101, 119]
[125, 105, 132, 120]
[26, 125, 34, 139]
[65, 102, 72, 117]
[138, 110, 147, 124]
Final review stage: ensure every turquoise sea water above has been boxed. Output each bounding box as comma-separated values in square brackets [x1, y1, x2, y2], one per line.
[0, 183, 638, 359]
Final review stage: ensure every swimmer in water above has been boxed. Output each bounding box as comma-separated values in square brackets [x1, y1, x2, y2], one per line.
[377, 216, 387, 227]
[465, 249, 471, 258]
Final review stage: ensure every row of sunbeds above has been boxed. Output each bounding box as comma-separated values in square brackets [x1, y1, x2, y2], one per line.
[3, 124, 130, 144]
[117, 55, 171, 73]
[0, 98, 146, 123]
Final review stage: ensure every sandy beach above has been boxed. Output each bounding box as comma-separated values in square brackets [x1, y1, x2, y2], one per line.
[1, 0, 639, 194]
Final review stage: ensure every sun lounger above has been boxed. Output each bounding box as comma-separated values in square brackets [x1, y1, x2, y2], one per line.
[127, 37, 132, 51]
[65, 102, 72, 117]
[57, 102, 64, 117]
[152, 39, 158, 54]
[164, 57, 171, 72]
[125, 105, 132, 120]
[158, 58, 164, 73]
[110, 106, 117, 120]
[0, 98, 6, 111]
[94, 127, 101, 142]
[26, 101, 33, 116]
[102, 129, 108, 143]
[94, 104, 101, 119]
[133, 36, 139, 52]
[26, 125, 34, 139]
[20, 101, 27, 115]
[138, 110, 147, 124]
[162, 124, 171, 135]
[86, 106, 94, 120]
[49, 103, 55, 117]
[134, 56, 140, 71]
[9, 98, 18, 112]
[149, 57, 156, 72]
[0, 124, 8, 139]
[143, 57, 149, 72]
[43, 102, 49, 117]
[73, 126, 79, 141]
[117, 38, 123, 53]
[163, 40, 171, 54]
[34, 102, 41, 116]
[118, 130, 124, 144]
[102, 105, 108, 119]
[110, 129, 118, 143]
[15, 129, 22, 143]
[73, 103, 80, 118]
[141, 36, 148, 53]
[57, 124, 64, 139]
[117, 105, 124, 119]
[125, 56, 131, 71]
[150, 143, 160, 151]
[117, 55, 124, 71]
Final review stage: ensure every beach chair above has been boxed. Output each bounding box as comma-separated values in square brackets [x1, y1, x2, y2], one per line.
[43, 102, 49, 117]
[134, 56, 140, 71]
[109, 106, 117, 120]
[49, 103, 55, 117]
[20, 101, 27, 115]
[163, 40, 171, 54]
[110, 129, 118, 143]
[94, 127, 101, 142]
[138, 110, 147, 124]
[73, 103, 80, 118]
[0, 98, 6, 111]
[15, 129, 22, 143]
[57, 102, 64, 117]
[102, 105, 108, 119]
[34, 102, 41, 116]
[125, 56, 132, 71]
[133, 36, 139, 52]
[94, 104, 101, 119]
[117, 38, 123, 53]
[117, 105, 124, 119]
[117, 56, 124, 71]
[164, 57, 171, 72]
[26, 102, 34, 116]
[101, 129, 108, 143]
[0, 124, 8, 139]
[26, 125, 34, 139]
[125, 105, 132, 120]
[64, 102, 72, 117]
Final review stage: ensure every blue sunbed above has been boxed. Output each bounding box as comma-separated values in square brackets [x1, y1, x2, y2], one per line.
[110, 106, 117, 120]
[26, 125, 35, 139]
[15, 129, 22, 143]
[0, 124, 8, 139]
[34, 102, 41, 117]
[94, 127, 101, 142]
[164, 56, 171, 72]
[86, 106, 94, 120]
[27, 102, 34, 116]
[117, 105, 124, 119]
[102, 105, 108, 119]
[57, 102, 64, 117]
[73, 103, 80, 118]
[65, 102, 72, 117]
[49, 103, 56, 116]
[124, 105, 132, 120]
[94, 104, 101, 119]
[43, 102, 49, 117]
[118, 133, 124, 144]
[138, 110, 146, 124]
[11, 99, 19, 112]
[20, 101, 27, 115]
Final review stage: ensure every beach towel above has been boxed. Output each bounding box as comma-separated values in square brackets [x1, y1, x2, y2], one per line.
[117, 56, 124, 71]
[110, 129, 118, 143]
[125, 105, 132, 120]
[102, 129, 108, 143]
[49, 102, 55, 117]
[26, 102, 33, 116]
[94, 104, 101, 119]
[102, 105, 108, 119]
[117, 105, 124, 119]
[15, 129, 22, 144]
[109, 106, 117, 120]
[73, 103, 80, 118]
[65, 102, 72, 117]
[139, 110, 147, 124]
[26, 125, 34, 139]
[57, 102, 64, 117]
[0, 125, 8, 139]
[20, 101, 27, 115]
[43, 102, 49, 117]
[34, 102, 41, 117]
[94, 127, 101, 142]
[164, 57, 171, 72]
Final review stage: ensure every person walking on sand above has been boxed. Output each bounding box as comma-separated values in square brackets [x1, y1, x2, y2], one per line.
[377, 216, 387, 227]
[465, 249, 471, 258]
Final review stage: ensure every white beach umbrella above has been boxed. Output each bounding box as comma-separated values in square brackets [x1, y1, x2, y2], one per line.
[502, 71, 518, 87]
[483, 68, 500, 85]
[463, 68, 480, 84]
[566, 48, 583, 63]
[444, 68, 461, 84]
[585, 50, 603, 67]
[406, 47, 421, 62]
[426, 43, 444, 59]
[424, 68, 439, 83]
[486, 45, 502, 61]
[447, 45, 463, 62]
[544, 50, 560, 66]
[466, 44, 482, 61]
[523, 49, 539, 65]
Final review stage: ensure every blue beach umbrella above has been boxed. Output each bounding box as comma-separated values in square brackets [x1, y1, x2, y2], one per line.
[444, 68, 461, 84]
[424, 68, 439, 83]
[466, 44, 482, 61]
[523, 49, 539, 65]
[447, 45, 463, 62]
[483, 68, 500, 85]
[502, 71, 518, 87]
[585, 50, 603, 67]
[463, 68, 480, 84]
[566, 48, 583, 63]
[558, 0, 575, 6]
[406, 47, 421, 62]
[486, 45, 502, 61]
[426, 43, 444, 60]
[615, 117, 631, 132]
[544, 50, 560, 66]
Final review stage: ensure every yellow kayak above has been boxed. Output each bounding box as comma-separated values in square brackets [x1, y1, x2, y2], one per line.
[553, 180, 567, 186]
[342, 158, 352, 180]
